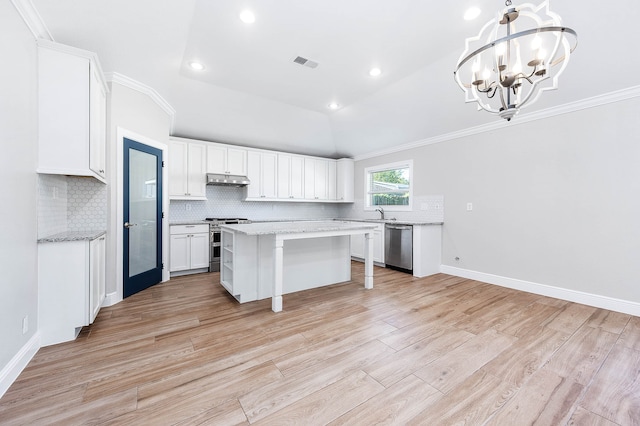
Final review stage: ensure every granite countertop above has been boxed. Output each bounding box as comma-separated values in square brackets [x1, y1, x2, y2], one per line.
[169, 220, 211, 226]
[219, 220, 377, 236]
[334, 218, 444, 226]
[38, 230, 106, 243]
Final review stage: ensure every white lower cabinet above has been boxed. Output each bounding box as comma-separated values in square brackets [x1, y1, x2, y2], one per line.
[220, 230, 259, 302]
[170, 224, 210, 276]
[38, 234, 106, 346]
[350, 223, 385, 264]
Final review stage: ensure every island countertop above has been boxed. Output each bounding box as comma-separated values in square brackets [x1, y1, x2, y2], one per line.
[219, 220, 377, 236]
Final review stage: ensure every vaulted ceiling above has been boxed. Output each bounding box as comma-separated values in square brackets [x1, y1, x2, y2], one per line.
[31, 0, 640, 158]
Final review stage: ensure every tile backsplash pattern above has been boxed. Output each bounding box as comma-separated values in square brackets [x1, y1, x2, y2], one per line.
[169, 186, 443, 224]
[169, 186, 341, 222]
[38, 174, 107, 238]
[38, 174, 68, 237]
[67, 177, 107, 231]
[337, 194, 445, 222]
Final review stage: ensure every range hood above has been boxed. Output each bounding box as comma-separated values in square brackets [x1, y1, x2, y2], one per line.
[206, 173, 250, 187]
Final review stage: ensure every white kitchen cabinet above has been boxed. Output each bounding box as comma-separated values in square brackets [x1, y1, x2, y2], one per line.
[169, 140, 207, 200]
[304, 158, 330, 200]
[170, 224, 210, 275]
[207, 144, 247, 175]
[89, 235, 106, 323]
[38, 233, 106, 346]
[37, 40, 108, 182]
[247, 151, 278, 199]
[336, 158, 355, 202]
[351, 223, 385, 264]
[277, 154, 305, 200]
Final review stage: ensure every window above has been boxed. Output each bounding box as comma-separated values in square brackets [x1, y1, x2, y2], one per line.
[364, 160, 413, 210]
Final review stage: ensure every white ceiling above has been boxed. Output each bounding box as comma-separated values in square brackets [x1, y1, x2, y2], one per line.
[30, 0, 640, 158]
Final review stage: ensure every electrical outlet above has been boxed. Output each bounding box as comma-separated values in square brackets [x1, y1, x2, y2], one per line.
[52, 187, 58, 199]
[466, 202, 473, 211]
[22, 316, 28, 334]
[186, 204, 191, 211]
[434, 203, 442, 210]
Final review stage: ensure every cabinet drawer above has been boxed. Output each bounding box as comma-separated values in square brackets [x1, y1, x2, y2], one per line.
[170, 224, 209, 235]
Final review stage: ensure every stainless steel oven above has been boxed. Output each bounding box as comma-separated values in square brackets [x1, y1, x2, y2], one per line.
[205, 218, 250, 272]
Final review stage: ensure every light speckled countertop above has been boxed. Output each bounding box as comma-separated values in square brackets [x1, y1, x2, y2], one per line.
[219, 220, 377, 236]
[334, 218, 443, 226]
[38, 230, 106, 243]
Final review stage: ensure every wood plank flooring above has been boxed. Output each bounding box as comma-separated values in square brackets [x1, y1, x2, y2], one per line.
[1, 263, 639, 425]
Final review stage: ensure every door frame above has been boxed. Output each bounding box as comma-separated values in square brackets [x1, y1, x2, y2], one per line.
[108, 127, 169, 305]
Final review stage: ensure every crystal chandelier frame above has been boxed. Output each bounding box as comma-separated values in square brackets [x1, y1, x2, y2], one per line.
[454, 0, 577, 121]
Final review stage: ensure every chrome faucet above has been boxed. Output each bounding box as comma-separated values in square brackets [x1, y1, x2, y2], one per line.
[375, 207, 385, 220]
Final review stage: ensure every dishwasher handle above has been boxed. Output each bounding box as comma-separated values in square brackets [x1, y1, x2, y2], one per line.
[385, 225, 412, 230]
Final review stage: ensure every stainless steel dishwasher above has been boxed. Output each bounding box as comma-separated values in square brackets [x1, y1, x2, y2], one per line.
[385, 224, 413, 272]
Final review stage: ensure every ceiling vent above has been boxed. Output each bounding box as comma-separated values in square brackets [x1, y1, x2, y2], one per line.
[293, 56, 319, 69]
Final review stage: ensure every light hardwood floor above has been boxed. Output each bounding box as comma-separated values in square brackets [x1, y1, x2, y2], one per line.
[1, 263, 639, 425]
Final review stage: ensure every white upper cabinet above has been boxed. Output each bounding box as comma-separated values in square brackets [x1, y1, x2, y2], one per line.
[37, 40, 108, 182]
[277, 154, 305, 200]
[207, 144, 247, 175]
[169, 139, 207, 200]
[304, 158, 330, 200]
[247, 151, 277, 199]
[336, 158, 355, 202]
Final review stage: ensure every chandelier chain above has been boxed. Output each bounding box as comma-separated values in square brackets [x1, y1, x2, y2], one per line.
[505, 0, 512, 6]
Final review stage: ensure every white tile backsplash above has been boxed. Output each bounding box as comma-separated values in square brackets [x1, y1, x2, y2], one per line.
[37, 174, 107, 238]
[169, 186, 443, 223]
[169, 186, 340, 222]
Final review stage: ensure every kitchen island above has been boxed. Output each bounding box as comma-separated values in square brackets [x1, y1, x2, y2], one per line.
[219, 221, 377, 312]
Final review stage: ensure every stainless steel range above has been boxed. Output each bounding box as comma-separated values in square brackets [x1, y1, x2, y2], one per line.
[205, 218, 251, 272]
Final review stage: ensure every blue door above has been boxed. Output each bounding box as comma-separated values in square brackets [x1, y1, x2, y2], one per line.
[123, 138, 163, 298]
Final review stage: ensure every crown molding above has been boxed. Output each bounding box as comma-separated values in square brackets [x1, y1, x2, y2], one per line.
[11, 0, 52, 40]
[104, 72, 176, 133]
[354, 85, 640, 161]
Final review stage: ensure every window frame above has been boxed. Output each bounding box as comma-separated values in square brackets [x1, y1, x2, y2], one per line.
[364, 160, 413, 211]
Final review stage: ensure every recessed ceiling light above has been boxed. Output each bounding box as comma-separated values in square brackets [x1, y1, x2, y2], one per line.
[328, 103, 340, 110]
[464, 7, 481, 21]
[369, 68, 382, 77]
[239, 10, 256, 24]
[189, 61, 205, 71]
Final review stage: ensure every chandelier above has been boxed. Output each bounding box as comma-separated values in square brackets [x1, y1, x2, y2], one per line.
[454, 0, 577, 121]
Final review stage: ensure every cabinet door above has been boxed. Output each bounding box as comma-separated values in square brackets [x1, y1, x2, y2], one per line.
[304, 158, 316, 199]
[327, 160, 337, 201]
[246, 151, 261, 198]
[373, 229, 384, 263]
[336, 159, 354, 202]
[227, 148, 247, 175]
[190, 233, 210, 269]
[89, 65, 106, 179]
[170, 234, 190, 271]
[314, 159, 329, 200]
[169, 141, 189, 196]
[206, 145, 226, 174]
[277, 154, 292, 199]
[290, 156, 305, 199]
[351, 234, 365, 258]
[89, 235, 105, 324]
[187, 143, 207, 197]
[261, 153, 278, 198]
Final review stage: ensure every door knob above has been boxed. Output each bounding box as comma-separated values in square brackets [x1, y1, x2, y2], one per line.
[124, 222, 137, 228]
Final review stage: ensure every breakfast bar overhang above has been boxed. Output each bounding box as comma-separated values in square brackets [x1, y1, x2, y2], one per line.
[219, 221, 378, 312]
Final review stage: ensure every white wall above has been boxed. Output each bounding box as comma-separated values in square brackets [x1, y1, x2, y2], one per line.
[350, 96, 640, 310]
[0, 1, 40, 395]
[106, 82, 173, 304]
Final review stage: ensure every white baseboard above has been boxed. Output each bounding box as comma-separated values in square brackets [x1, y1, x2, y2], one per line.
[102, 291, 121, 307]
[440, 265, 640, 317]
[0, 332, 41, 399]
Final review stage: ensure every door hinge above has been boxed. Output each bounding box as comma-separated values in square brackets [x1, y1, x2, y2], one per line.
[162, 160, 165, 167]
[162, 212, 165, 219]
[162, 263, 165, 270]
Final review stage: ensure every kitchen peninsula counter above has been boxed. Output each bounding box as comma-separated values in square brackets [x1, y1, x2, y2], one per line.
[219, 220, 377, 312]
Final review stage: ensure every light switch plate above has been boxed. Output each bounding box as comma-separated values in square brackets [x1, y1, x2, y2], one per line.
[466, 202, 473, 211]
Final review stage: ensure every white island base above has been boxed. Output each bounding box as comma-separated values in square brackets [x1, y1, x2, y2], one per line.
[220, 221, 377, 312]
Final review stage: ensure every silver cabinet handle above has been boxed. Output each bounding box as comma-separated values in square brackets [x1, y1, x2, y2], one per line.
[124, 222, 137, 228]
